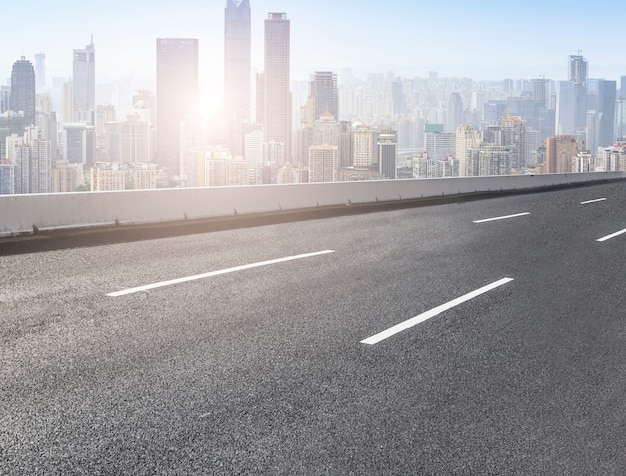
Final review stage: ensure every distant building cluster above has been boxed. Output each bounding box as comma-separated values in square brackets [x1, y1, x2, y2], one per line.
[1, 3, 626, 195]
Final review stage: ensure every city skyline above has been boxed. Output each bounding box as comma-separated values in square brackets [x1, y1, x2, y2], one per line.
[3, 1, 626, 96]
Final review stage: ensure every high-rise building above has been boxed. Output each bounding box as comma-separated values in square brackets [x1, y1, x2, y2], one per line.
[597, 80, 616, 147]
[73, 40, 96, 123]
[353, 125, 375, 168]
[555, 81, 576, 136]
[545, 136, 577, 173]
[312, 112, 339, 147]
[425, 125, 455, 162]
[0, 160, 15, 194]
[530, 78, 548, 104]
[501, 115, 527, 170]
[390, 80, 406, 116]
[484, 100, 506, 124]
[446, 92, 463, 133]
[51, 160, 84, 193]
[10, 126, 51, 194]
[456, 125, 481, 176]
[615, 97, 626, 142]
[377, 130, 397, 179]
[309, 72, 338, 121]
[264, 13, 291, 164]
[569, 54, 588, 85]
[10, 57, 36, 129]
[224, 0, 251, 122]
[95, 104, 116, 161]
[586, 110, 599, 153]
[308, 144, 337, 182]
[568, 54, 588, 130]
[224, 0, 251, 158]
[63, 123, 96, 165]
[156, 38, 199, 176]
[90, 164, 126, 191]
[62, 80, 73, 124]
[599, 145, 626, 172]
[467, 144, 511, 177]
[0, 85, 10, 113]
[34, 53, 46, 92]
[179, 120, 210, 187]
[105, 114, 154, 164]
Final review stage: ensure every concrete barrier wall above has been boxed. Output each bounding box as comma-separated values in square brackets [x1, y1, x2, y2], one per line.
[1, 172, 623, 237]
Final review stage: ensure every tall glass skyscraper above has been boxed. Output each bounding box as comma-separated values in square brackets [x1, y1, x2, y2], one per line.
[309, 71, 338, 121]
[34, 53, 46, 93]
[224, 0, 251, 122]
[156, 38, 199, 177]
[10, 57, 36, 129]
[224, 0, 251, 157]
[73, 40, 96, 124]
[597, 80, 616, 147]
[264, 12, 291, 164]
[568, 54, 588, 130]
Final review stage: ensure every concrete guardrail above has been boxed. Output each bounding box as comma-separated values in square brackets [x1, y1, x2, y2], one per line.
[1, 172, 624, 237]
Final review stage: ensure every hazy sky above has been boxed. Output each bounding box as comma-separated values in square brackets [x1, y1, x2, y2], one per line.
[3, 1, 626, 103]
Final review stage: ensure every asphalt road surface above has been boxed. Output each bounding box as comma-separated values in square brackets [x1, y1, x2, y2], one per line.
[1, 182, 625, 475]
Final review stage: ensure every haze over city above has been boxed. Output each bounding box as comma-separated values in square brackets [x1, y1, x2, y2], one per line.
[2, 0, 626, 195]
[4, 0, 626, 114]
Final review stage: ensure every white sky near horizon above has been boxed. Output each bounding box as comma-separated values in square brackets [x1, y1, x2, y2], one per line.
[3, 1, 626, 114]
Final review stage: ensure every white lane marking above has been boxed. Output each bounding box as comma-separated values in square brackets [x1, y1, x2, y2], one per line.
[361, 277, 514, 345]
[473, 212, 530, 223]
[107, 250, 336, 297]
[597, 229, 626, 242]
[581, 198, 607, 204]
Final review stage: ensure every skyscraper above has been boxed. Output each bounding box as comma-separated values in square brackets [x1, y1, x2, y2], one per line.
[224, 0, 251, 122]
[568, 54, 587, 130]
[309, 71, 338, 121]
[555, 81, 576, 136]
[73, 40, 95, 123]
[156, 38, 199, 176]
[501, 115, 527, 170]
[568, 54, 588, 85]
[10, 57, 36, 129]
[597, 80, 616, 147]
[10, 126, 51, 194]
[34, 53, 46, 92]
[446, 92, 463, 133]
[456, 125, 481, 177]
[264, 13, 291, 164]
[377, 130, 397, 179]
[224, 0, 251, 158]
[545, 136, 577, 173]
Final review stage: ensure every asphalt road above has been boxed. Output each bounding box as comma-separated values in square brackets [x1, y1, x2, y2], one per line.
[1, 182, 625, 475]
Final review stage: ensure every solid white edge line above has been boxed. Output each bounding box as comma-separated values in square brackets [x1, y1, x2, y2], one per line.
[581, 198, 607, 204]
[597, 228, 626, 242]
[107, 250, 336, 297]
[361, 277, 514, 345]
[473, 212, 530, 223]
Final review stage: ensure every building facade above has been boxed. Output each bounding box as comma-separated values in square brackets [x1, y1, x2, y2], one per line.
[309, 71, 338, 121]
[72, 40, 96, 123]
[10, 57, 36, 129]
[377, 130, 397, 179]
[263, 13, 291, 164]
[224, 0, 251, 157]
[156, 38, 199, 177]
[224, 0, 251, 122]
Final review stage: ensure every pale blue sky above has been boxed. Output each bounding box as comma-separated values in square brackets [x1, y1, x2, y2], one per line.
[2, 1, 625, 95]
